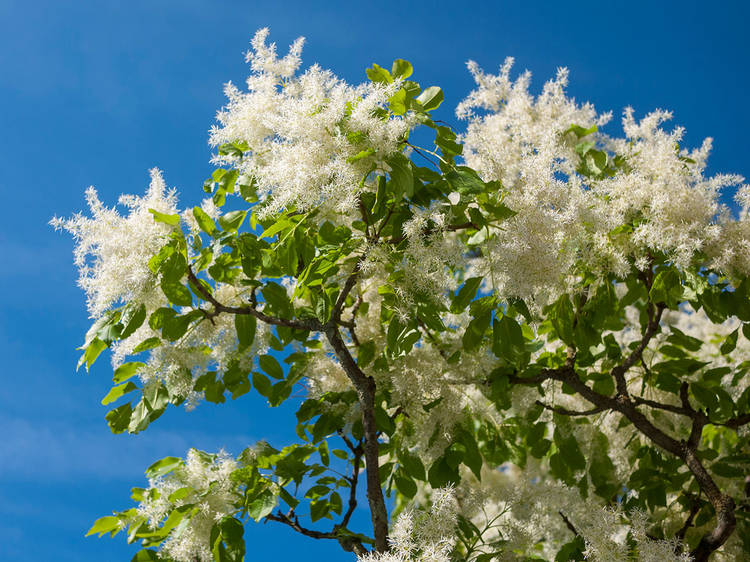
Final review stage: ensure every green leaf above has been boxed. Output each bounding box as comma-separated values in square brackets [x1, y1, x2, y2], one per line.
[649, 268, 682, 308]
[399, 449, 426, 480]
[310, 498, 330, 522]
[160, 252, 187, 283]
[218, 210, 247, 232]
[211, 517, 245, 562]
[554, 429, 586, 472]
[555, 537, 586, 562]
[105, 403, 132, 434]
[193, 206, 218, 236]
[149, 244, 176, 274]
[366, 63, 392, 84]
[113, 362, 145, 383]
[101, 382, 138, 405]
[78, 337, 108, 372]
[148, 306, 177, 330]
[248, 489, 277, 521]
[720, 328, 739, 354]
[162, 311, 201, 342]
[168, 487, 192, 502]
[548, 295, 575, 346]
[259, 218, 293, 240]
[667, 327, 703, 352]
[567, 124, 598, 138]
[357, 340, 376, 367]
[589, 432, 617, 499]
[347, 148, 375, 164]
[235, 315, 256, 352]
[462, 310, 491, 352]
[160, 281, 193, 307]
[456, 427, 482, 479]
[132, 337, 161, 354]
[389, 88, 407, 115]
[492, 315, 525, 366]
[386, 152, 414, 200]
[259, 355, 284, 379]
[130, 551, 159, 562]
[692, 382, 719, 412]
[416, 86, 444, 111]
[148, 209, 180, 226]
[145, 456, 182, 479]
[395, 472, 417, 498]
[253, 372, 272, 397]
[391, 59, 413, 79]
[375, 405, 396, 436]
[83, 310, 122, 347]
[446, 169, 484, 195]
[86, 515, 121, 537]
[428, 455, 459, 488]
[120, 304, 147, 340]
[451, 277, 482, 313]
[144, 382, 170, 412]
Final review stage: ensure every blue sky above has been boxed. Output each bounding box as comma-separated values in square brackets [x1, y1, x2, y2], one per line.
[1, 1, 748, 560]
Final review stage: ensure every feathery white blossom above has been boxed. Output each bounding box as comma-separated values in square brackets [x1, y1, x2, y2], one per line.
[210, 28, 415, 218]
[458, 59, 747, 304]
[51, 169, 177, 317]
[358, 486, 458, 562]
[135, 449, 239, 562]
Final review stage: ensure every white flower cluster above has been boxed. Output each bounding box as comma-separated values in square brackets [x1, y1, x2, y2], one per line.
[358, 486, 457, 562]
[209, 28, 415, 218]
[458, 59, 613, 303]
[51, 169, 177, 317]
[454, 466, 692, 562]
[135, 449, 239, 562]
[458, 59, 748, 304]
[401, 207, 463, 300]
[113, 283, 268, 406]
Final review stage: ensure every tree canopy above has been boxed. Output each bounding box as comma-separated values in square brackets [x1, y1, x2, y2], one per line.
[54, 29, 750, 561]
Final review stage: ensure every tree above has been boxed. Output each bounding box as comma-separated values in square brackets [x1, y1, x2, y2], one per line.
[52, 28, 750, 561]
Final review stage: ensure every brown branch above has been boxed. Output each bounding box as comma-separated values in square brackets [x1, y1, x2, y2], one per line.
[508, 359, 736, 560]
[536, 400, 605, 417]
[338, 436, 363, 530]
[507, 367, 561, 386]
[403, 141, 441, 170]
[265, 512, 368, 556]
[186, 265, 322, 331]
[632, 395, 692, 416]
[717, 413, 750, 430]
[611, 302, 665, 397]
[375, 206, 396, 240]
[679, 382, 694, 412]
[559, 511, 580, 537]
[675, 494, 702, 543]
[326, 326, 389, 552]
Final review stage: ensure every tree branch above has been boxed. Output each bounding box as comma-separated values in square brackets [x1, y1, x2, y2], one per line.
[536, 400, 606, 417]
[325, 326, 389, 552]
[507, 358, 736, 560]
[186, 265, 322, 331]
[675, 493, 702, 543]
[265, 511, 368, 556]
[632, 395, 692, 416]
[559, 511, 580, 537]
[611, 302, 665, 397]
[717, 413, 750, 430]
[338, 435, 363, 530]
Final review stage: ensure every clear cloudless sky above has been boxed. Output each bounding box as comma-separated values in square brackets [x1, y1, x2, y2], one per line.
[1, 1, 748, 560]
